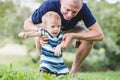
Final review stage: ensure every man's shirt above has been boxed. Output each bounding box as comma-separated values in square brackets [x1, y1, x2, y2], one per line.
[32, 0, 96, 31]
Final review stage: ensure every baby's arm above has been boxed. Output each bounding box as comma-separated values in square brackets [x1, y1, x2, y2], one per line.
[18, 31, 41, 38]
[54, 40, 65, 56]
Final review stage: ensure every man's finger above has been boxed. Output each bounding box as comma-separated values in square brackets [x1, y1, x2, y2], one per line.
[62, 39, 69, 49]
[24, 34, 27, 38]
[39, 40, 47, 45]
[41, 35, 49, 40]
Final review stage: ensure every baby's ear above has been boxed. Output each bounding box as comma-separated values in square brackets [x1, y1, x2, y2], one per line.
[44, 25, 48, 30]
[43, 24, 47, 29]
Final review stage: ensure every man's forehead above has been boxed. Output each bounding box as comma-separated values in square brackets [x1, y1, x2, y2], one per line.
[63, 0, 82, 4]
[62, 0, 82, 9]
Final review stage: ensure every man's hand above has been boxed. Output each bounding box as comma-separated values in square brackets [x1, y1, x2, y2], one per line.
[39, 35, 48, 45]
[62, 33, 73, 49]
[18, 32, 28, 38]
[37, 27, 43, 32]
[36, 27, 48, 45]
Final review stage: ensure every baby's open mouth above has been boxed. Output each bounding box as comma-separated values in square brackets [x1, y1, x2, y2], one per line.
[53, 32, 58, 34]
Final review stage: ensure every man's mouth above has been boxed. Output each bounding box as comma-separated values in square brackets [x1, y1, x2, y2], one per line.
[65, 16, 72, 20]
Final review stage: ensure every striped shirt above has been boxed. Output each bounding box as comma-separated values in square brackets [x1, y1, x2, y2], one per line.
[40, 29, 69, 75]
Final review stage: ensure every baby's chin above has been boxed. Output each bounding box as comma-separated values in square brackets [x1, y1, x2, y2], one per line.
[51, 33, 59, 37]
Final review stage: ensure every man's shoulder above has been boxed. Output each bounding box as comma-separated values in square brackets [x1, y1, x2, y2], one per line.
[32, 0, 60, 24]
[79, 3, 96, 27]
[80, 3, 88, 12]
[78, 3, 91, 15]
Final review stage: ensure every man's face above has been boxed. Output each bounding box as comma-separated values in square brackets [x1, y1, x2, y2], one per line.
[60, 0, 82, 20]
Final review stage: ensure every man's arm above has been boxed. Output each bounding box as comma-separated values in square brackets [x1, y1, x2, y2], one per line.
[63, 22, 104, 48]
[72, 22, 104, 41]
[24, 17, 38, 31]
[25, 31, 41, 37]
[18, 31, 41, 38]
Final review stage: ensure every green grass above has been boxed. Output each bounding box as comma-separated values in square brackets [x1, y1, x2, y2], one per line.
[0, 50, 119, 80]
[0, 64, 119, 80]
[80, 72, 120, 80]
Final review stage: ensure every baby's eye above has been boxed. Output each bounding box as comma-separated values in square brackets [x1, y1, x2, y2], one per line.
[51, 26, 55, 28]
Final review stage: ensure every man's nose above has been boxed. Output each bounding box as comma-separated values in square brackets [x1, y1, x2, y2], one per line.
[67, 11, 73, 17]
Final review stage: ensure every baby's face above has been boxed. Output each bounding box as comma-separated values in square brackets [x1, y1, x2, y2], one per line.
[45, 22, 61, 37]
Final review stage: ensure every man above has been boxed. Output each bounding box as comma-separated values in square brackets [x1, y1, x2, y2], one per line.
[23, 0, 104, 75]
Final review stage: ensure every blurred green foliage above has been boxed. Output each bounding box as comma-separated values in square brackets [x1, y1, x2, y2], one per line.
[0, 1, 33, 51]
[35, 0, 44, 3]
[0, 0, 120, 70]
[84, 0, 120, 69]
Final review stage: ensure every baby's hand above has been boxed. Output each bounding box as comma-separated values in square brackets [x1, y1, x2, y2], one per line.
[54, 45, 61, 56]
[18, 32, 27, 38]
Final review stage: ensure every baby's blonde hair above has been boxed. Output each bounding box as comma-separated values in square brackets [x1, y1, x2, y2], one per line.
[42, 11, 61, 27]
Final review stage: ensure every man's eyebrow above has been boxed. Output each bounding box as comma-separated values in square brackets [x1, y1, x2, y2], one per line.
[72, 11, 77, 13]
[65, 7, 78, 13]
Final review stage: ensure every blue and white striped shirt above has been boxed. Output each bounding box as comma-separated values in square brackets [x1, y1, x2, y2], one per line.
[40, 29, 69, 75]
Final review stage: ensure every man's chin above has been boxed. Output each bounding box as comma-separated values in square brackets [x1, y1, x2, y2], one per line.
[65, 18, 71, 21]
[64, 17, 72, 20]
